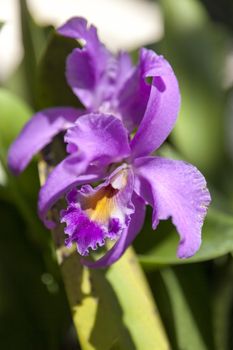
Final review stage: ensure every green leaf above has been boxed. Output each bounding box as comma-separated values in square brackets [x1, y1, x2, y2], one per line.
[0, 88, 49, 249]
[139, 208, 233, 269]
[0, 90, 76, 349]
[0, 86, 33, 209]
[157, 0, 227, 174]
[59, 247, 170, 350]
[157, 266, 215, 350]
[36, 32, 81, 109]
[107, 248, 169, 349]
[212, 259, 233, 350]
[19, 0, 51, 106]
[0, 200, 74, 350]
[0, 88, 32, 156]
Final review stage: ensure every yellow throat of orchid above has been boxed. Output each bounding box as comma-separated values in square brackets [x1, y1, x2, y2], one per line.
[81, 167, 129, 224]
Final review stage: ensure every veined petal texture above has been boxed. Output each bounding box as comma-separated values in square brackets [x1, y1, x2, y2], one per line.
[130, 49, 181, 158]
[8, 107, 83, 174]
[39, 113, 131, 227]
[134, 156, 211, 258]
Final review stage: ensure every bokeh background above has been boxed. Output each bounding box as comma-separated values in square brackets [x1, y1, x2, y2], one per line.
[0, 0, 233, 349]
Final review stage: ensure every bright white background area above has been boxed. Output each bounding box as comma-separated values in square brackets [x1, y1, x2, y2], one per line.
[0, 0, 163, 82]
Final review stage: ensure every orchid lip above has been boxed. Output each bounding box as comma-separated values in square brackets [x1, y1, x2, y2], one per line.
[61, 164, 135, 256]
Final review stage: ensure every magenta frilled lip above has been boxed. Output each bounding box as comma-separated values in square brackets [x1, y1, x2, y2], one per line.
[8, 17, 211, 268]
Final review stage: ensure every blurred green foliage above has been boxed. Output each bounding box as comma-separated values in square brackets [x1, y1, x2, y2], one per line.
[199, 0, 233, 32]
[0, 88, 78, 349]
[1, 0, 233, 349]
[36, 33, 81, 110]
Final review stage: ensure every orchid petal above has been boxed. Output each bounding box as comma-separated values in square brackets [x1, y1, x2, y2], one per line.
[130, 49, 181, 158]
[8, 107, 83, 175]
[65, 112, 131, 164]
[38, 156, 103, 228]
[115, 51, 133, 93]
[117, 49, 152, 131]
[58, 17, 110, 109]
[57, 17, 100, 43]
[39, 113, 130, 226]
[83, 192, 146, 268]
[134, 156, 211, 258]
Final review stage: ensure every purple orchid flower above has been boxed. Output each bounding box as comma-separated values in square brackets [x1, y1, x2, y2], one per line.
[7, 17, 174, 174]
[8, 17, 210, 268]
